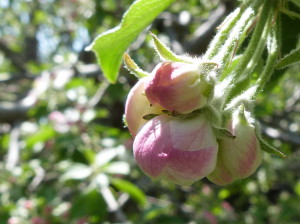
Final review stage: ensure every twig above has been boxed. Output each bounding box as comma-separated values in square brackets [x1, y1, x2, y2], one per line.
[88, 80, 110, 108]
[100, 186, 128, 223]
[260, 122, 300, 146]
[6, 122, 21, 170]
[0, 39, 28, 73]
[184, 3, 227, 55]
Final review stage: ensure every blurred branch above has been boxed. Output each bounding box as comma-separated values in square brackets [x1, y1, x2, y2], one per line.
[153, 2, 234, 56]
[0, 64, 102, 123]
[261, 122, 300, 146]
[0, 71, 50, 123]
[75, 64, 102, 79]
[0, 73, 35, 83]
[88, 80, 110, 108]
[184, 3, 227, 55]
[0, 102, 31, 123]
[0, 39, 28, 73]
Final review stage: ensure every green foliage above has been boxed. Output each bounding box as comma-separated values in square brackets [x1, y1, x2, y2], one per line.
[89, 0, 175, 83]
[0, 0, 300, 223]
[111, 178, 147, 206]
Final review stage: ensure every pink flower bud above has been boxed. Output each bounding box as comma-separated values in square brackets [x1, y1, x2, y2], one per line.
[145, 62, 213, 114]
[133, 114, 218, 185]
[125, 78, 164, 137]
[208, 107, 262, 185]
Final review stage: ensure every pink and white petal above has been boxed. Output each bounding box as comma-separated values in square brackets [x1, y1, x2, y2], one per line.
[125, 78, 164, 136]
[163, 146, 218, 185]
[133, 115, 172, 177]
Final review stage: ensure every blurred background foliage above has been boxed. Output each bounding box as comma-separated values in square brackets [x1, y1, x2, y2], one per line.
[0, 0, 299, 223]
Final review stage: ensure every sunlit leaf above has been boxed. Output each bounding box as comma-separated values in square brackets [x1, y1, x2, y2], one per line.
[111, 178, 147, 206]
[103, 161, 130, 175]
[88, 0, 176, 83]
[25, 125, 55, 149]
[60, 163, 92, 181]
[70, 189, 107, 221]
[94, 145, 125, 168]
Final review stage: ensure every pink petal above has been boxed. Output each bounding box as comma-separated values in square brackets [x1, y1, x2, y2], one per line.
[125, 78, 164, 136]
[133, 114, 218, 185]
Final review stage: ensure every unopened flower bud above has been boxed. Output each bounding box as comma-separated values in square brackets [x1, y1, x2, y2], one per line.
[145, 62, 214, 114]
[125, 78, 164, 136]
[133, 114, 218, 185]
[208, 106, 262, 185]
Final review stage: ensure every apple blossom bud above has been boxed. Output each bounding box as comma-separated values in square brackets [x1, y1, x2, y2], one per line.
[133, 114, 218, 185]
[208, 106, 262, 185]
[125, 78, 164, 137]
[145, 62, 214, 114]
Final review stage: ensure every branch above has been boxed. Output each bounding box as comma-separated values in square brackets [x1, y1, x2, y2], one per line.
[260, 122, 300, 146]
[0, 64, 103, 123]
[0, 102, 30, 123]
[0, 39, 28, 73]
[184, 3, 227, 55]
[0, 73, 35, 83]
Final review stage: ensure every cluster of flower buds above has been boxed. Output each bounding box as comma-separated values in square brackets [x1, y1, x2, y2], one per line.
[124, 34, 283, 186]
[125, 57, 220, 185]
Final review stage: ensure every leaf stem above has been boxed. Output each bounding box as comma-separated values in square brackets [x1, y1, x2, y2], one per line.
[203, 2, 250, 60]
[226, 0, 274, 101]
[214, 5, 257, 70]
[255, 16, 280, 96]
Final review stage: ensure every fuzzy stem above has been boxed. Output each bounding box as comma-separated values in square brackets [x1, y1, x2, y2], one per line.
[233, 0, 273, 82]
[204, 0, 253, 60]
[225, 0, 274, 101]
[255, 16, 280, 96]
[214, 5, 257, 70]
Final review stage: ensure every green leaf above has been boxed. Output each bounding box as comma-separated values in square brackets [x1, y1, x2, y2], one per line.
[88, 0, 176, 83]
[276, 46, 300, 69]
[70, 189, 107, 221]
[150, 33, 193, 63]
[25, 125, 55, 149]
[111, 178, 147, 206]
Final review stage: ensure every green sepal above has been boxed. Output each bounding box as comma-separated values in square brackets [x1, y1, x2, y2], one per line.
[214, 127, 236, 139]
[276, 46, 300, 69]
[236, 104, 252, 126]
[143, 114, 160, 120]
[258, 138, 286, 158]
[123, 53, 150, 78]
[151, 33, 193, 63]
[202, 105, 222, 128]
[280, 8, 300, 19]
[291, 0, 300, 8]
